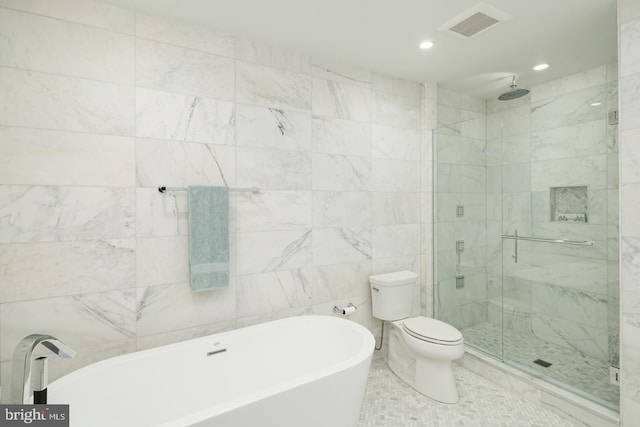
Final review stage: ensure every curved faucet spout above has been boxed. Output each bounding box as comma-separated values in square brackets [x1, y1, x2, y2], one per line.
[5, 334, 76, 404]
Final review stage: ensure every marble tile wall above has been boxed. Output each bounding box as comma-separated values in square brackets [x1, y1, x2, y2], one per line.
[0, 0, 431, 387]
[434, 89, 489, 329]
[618, 0, 640, 423]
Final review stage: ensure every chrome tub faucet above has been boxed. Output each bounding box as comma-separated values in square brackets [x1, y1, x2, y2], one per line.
[3, 334, 76, 404]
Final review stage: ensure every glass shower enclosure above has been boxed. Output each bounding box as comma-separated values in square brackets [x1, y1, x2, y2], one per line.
[433, 76, 619, 410]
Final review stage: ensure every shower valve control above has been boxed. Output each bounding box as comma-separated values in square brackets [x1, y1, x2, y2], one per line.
[456, 205, 464, 217]
[456, 240, 465, 253]
[455, 275, 465, 289]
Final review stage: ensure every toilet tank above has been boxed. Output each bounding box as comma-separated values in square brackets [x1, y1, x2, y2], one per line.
[370, 271, 418, 321]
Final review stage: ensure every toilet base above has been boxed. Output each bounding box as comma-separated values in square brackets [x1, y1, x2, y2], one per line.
[387, 322, 461, 404]
[414, 358, 458, 403]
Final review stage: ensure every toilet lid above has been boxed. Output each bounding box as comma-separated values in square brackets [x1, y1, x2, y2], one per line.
[403, 317, 463, 343]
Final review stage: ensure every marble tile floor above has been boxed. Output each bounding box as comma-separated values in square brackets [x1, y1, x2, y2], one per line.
[461, 322, 619, 410]
[359, 351, 576, 426]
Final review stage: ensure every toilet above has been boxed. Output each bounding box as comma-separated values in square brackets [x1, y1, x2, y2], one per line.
[370, 270, 464, 403]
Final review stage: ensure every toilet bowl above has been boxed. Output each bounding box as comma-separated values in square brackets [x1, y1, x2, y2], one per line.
[370, 271, 465, 403]
[388, 317, 464, 403]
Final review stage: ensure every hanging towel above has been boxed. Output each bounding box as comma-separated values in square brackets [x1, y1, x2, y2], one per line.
[188, 186, 229, 291]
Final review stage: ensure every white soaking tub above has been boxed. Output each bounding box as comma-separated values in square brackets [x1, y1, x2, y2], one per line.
[47, 315, 375, 427]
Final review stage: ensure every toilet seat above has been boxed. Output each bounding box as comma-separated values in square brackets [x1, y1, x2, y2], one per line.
[402, 317, 463, 346]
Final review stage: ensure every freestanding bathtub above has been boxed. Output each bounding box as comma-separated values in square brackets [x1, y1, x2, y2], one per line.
[47, 315, 375, 427]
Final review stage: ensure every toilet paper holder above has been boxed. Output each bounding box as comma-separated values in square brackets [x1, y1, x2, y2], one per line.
[333, 303, 357, 316]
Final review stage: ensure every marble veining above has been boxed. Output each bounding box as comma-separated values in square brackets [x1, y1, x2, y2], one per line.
[533, 314, 608, 362]
[236, 104, 311, 151]
[236, 229, 312, 274]
[340, 227, 373, 260]
[136, 88, 235, 144]
[72, 293, 135, 339]
[312, 261, 370, 304]
[236, 269, 311, 318]
[313, 191, 371, 227]
[312, 78, 371, 122]
[532, 120, 607, 161]
[263, 230, 312, 272]
[136, 283, 236, 336]
[313, 227, 372, 266]
[0, 290, 137, 362]
[531, 84, 608, 132]
[136, 139, 234, 188]
[236, 61, 311, 111]
[0, 186, 135, 243]
[311, 64, 371, 86]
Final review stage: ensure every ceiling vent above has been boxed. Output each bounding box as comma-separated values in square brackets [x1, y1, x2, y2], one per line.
[439, 2, 512, 38]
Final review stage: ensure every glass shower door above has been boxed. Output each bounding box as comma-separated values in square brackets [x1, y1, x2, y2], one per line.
[433, 77, 620, 411]
[498, 81, 620, 410]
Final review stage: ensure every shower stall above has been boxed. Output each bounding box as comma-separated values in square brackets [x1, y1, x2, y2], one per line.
[433, 71, 619, 411]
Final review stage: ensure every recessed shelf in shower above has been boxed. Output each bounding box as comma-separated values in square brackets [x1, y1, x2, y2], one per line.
[550, 186, 588, 223]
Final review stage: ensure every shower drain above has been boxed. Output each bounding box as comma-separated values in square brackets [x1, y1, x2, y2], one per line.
[533, 359, 552, 368]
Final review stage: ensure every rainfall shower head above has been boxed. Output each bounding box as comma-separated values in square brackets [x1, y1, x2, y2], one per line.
[498, 75, 529, 101]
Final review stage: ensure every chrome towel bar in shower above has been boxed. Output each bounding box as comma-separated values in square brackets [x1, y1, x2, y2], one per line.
[502, 229, 595, 263]
[501, 234, 596, 246]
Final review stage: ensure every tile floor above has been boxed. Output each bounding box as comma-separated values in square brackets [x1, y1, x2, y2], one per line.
[359, 352, 576, 427]
[462, 322, 619, 409]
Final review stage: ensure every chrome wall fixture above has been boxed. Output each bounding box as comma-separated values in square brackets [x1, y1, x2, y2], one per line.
[501, 229, 596, 264]
[158, 186, 260, 194]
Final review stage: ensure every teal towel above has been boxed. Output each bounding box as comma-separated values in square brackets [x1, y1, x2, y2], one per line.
[188, 186, 229, 291]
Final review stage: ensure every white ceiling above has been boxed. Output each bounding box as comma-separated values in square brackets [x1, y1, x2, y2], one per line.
[101, 0, 618, 100]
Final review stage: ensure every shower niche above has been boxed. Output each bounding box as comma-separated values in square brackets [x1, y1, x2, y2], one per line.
[550, 186, 588, 223]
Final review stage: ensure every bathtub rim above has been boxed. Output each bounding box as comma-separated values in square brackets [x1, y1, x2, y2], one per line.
[48, 315, 375, 426]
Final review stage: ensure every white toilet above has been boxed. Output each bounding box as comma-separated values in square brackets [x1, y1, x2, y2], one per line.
[370, 270, 465, 403]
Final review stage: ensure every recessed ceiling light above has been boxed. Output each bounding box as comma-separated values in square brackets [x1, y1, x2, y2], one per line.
[533, 63, 549, 71]
[591, 102, 602, 106]
[419, 40, 434, 49]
